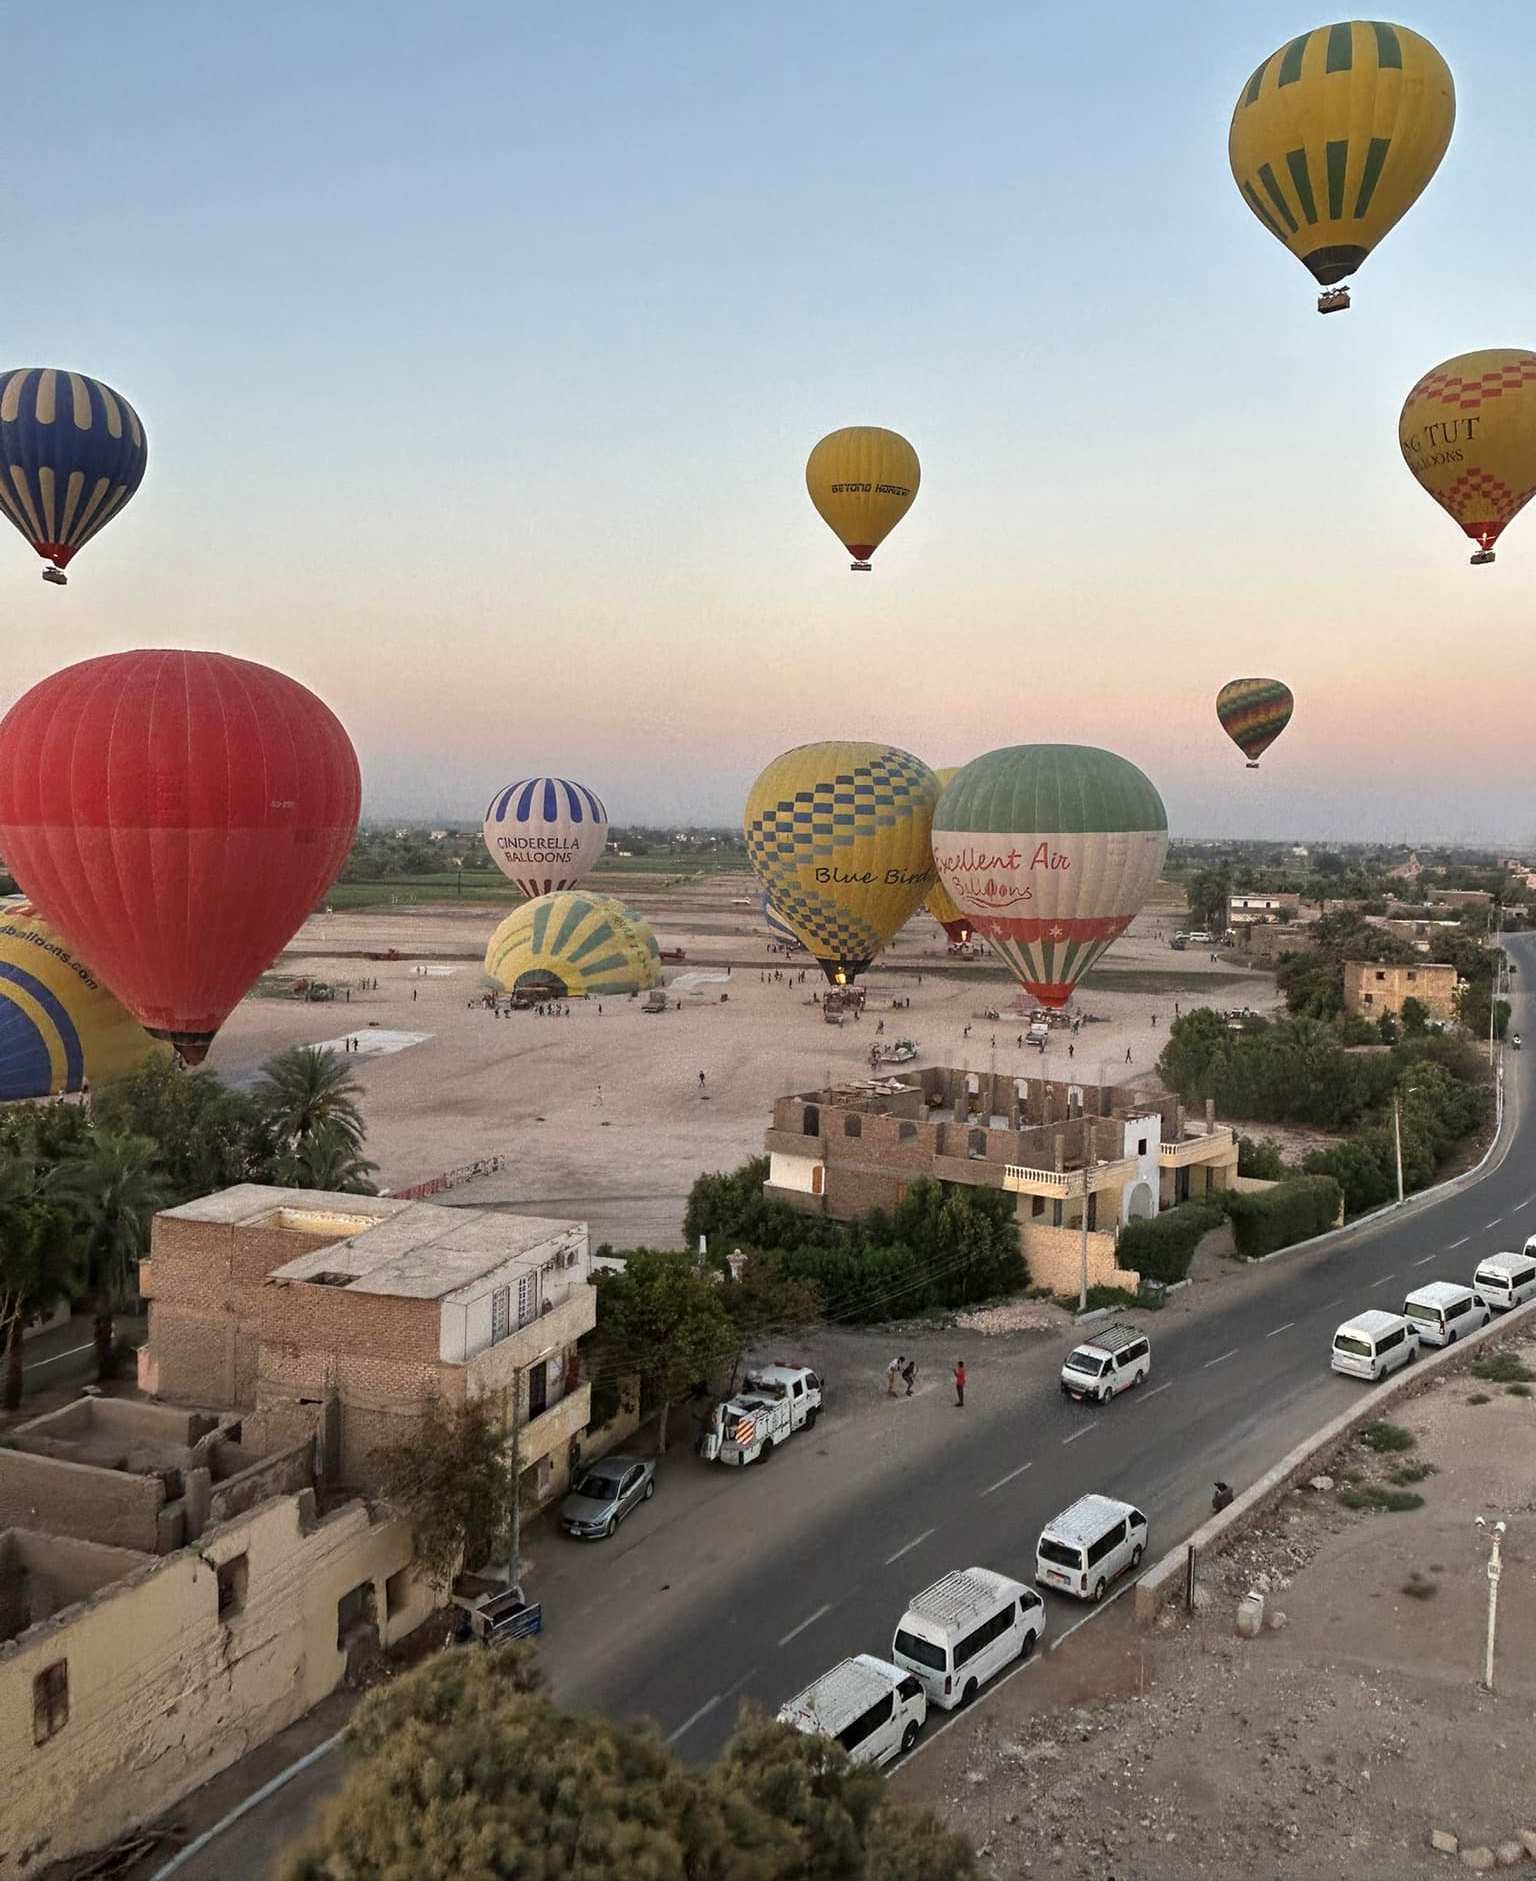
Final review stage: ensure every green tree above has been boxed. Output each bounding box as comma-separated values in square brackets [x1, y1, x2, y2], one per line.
[0, 1153, 82, 1410]
[374, 1394, 517, 1591]
[1399, 996, 1430, 1037]
[253, 1044, 367, 1169]
[591, 1250, 741, 1454]
[53, 1132, 168, 1380]
[278, 1120, 378, 1194]
[1185, 866, 1231, 934]
[92, 1058, 279, 1204]
[719, 1252, 823, 1382]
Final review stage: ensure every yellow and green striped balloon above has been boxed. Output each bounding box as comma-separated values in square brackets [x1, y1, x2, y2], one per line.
[1229, 21, 1454, 308]
[1216, 678, 1294, 768]
[484, 891, 660, 999]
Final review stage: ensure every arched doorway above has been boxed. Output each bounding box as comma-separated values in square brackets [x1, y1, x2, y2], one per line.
[1125, 1181, 1156, 1223]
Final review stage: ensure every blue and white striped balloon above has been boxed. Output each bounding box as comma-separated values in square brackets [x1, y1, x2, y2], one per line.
[0, 369, 148, 584]
[483, 776, 609, 897]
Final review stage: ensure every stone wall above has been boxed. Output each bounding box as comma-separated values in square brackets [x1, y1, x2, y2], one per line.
[1018, 1223, 1138, 1298]
[0, 1448, 169, 1556]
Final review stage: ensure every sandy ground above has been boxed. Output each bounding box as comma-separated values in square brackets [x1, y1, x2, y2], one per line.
[895, 1335, 1536, 1880]
[199, 876, 1277, 1251]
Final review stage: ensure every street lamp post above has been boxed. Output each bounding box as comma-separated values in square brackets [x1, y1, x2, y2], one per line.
[1078, 1167, 1091, 1314]
[1477, 1516, 1506, 1691]
[1393, 1093, 1405, 1207]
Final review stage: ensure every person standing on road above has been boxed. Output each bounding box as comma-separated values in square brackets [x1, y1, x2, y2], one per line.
[886, 1356, 905, 1398]
[698, 1070, 707, 1091]
[1125, 1047, 1133, 1064]
[902, 1357, 917, 1397]
[953, 1359, 966, 1408]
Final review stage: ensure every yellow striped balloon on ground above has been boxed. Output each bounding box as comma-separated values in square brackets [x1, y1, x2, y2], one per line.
[805, 428, 920, 571]
[0, 901, 168, 1098]
[1229, 21, 1454, 311]
[924, 768, 973, 943]
[744, 742, 938, 985]
[1400, 350, 1536, 563]
[1215, 679, 1294, 768]
[932, 747, 1168, 1009]
[484, 892, 659, 1000]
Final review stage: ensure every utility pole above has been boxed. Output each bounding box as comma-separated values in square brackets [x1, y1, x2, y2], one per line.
[505, 1374, 523, 1589]
[1078, 1167, 1091, 1313]
[1477, 1516, 1506, 1691]
[1393, 1093, 1405, 1207]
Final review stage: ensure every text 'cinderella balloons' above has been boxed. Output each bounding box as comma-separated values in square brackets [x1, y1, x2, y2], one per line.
[805, 428, 920, 571]
[1216, 678, 1294, 768]
[1229, 22, 1454, 313]
[0, 651, 361, 1063]
[1400, 350, 1536, 565]
[0, 369, 148, 584]
[483, 776, 609, 896]
[744, 741, 938, 985]
[932, 746, 1168, 1009]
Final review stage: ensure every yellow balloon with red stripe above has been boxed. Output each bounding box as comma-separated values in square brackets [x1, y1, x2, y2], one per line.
[1400, 350, 1536, 563]
[1229, 21, 1454, 311]
[805, 428, 920, 571]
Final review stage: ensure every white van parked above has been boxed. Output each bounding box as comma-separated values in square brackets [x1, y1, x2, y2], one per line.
[777, 1654, 926, 1766]
[1330, 1310, 1418, 1381]
[1060, 1325, 1151, 1404]
[1402, 1281, 1490, 1346]
[891, 1568, 1046, 1710]
[1036, 1494, 1148, 1603]
[1475, 1249, 1536, 1313]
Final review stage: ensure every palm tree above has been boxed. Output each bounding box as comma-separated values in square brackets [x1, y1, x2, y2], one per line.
[253, 1045, 367, 1159]
[280, 1122, 379, 1195]
[53, 1133, 169, 1382]
[0, 1154, 83, 1409]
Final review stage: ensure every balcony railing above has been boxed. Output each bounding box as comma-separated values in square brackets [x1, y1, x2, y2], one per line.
[1159, 1126, 1236, 1168]
[1003, 1156, 1137, 1196]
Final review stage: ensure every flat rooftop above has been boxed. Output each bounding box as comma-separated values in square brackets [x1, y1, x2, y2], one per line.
[266, 1200, 582, 1300]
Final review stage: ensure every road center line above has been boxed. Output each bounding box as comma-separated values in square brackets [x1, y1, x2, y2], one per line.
[1413, 1254, 1437, 1267]
[884, 1528, 936, 1567]
[1062, 1423, 1097, 1445]
[1265, 1322, 1295, 1338]
[1204, 1348, 1237, 1369]
[1516, 1197, 1534, 1212]
[666, 1695, 720, 1745]
[980, 1460, 1034, 1497]
[1369, 1273, 1397, 1288]
[1485, 1218, 1503, 1230]
[1450, 1236, 1470, 1249]
[777, 1604, 833, 1649]
[1141, 1381, 1173, 1399]
[22, 1340, 94, 1374]
[1325, 1297, 1345, 1309]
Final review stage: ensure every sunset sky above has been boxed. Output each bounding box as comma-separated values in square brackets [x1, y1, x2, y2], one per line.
[4, 3, 1533, 843]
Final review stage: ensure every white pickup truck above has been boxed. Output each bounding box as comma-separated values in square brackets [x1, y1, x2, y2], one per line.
[701, 1363, 822, 1466]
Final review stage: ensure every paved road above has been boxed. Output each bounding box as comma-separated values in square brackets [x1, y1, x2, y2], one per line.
[157, 943, 1533, 1875]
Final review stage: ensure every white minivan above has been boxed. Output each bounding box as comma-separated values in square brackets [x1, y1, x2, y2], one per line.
[891, 1567, 1046, 1710]
[777, 1654, 927, 1766]
[1475, 1248, 1536, 1313]
[1060, 1324, 1151, 1404]
[1330, 1310, 1418, 1381]
[1402, 1281, 1490, 1346]
[1036, 1494, 1148, 1603]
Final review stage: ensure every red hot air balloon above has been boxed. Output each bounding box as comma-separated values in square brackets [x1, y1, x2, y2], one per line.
[0, 651, 360, 1063]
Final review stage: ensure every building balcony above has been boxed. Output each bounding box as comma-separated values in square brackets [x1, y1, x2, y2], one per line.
[518, 1382, 591, 1469]
[1003, 1156, 1138, 1197]
[1159, 1126, 1237, 1169]
[465, 1288, 596, 1396]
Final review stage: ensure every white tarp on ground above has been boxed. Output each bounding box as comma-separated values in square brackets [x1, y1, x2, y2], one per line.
[313, 1031, 432, 1058]
[667, 970, 731, 998]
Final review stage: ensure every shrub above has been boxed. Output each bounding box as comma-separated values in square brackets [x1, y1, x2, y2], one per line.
[1338, 1484, 1425, 1513]
[1402, 1572, 1437, 1600]
[1507, 1383, 1533, 1398]
[1471, 1351, 1535, 1384]
[1390, 1461, 1436, 1485]
[1227, 1175, 1343, 1260]
[1360, 1421, 1415, 1454]
[1116, 1200, 1225, 1285]
[1080, 1285, 1138, 1313]
[1466, 1393, 1492, 1405]
[1236, 1136, 1287, 1180]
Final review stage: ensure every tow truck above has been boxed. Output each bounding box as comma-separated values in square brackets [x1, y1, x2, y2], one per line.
[700, 1363, 822, 1465]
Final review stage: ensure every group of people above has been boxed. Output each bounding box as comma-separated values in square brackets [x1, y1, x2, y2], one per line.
[885, 1353, 967, 1407]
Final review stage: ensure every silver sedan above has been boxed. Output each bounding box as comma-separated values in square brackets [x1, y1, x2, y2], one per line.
[557, 1454, 656, 1540]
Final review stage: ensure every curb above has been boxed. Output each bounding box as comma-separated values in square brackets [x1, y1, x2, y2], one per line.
[1133, 1289, 1536, 1628]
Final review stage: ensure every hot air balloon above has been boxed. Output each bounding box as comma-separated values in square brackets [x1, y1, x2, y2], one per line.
[1216, 679, 1294, 768]
[923, 767, 973, 944]
[0, 901, 170, 1099]
[0, 369, 148, 584]
[1400, 350, 1536, 564]
[485, 891, 659, 999]
[805, 428, 920, 571]
[761, 893, 805, 951]
[483, 776, 609, 895]
[743, 741, 938, 985]
[931, 746, 1168, 1009]
[0, 651, 361, 1064]
[1229, 22, 1454, 313]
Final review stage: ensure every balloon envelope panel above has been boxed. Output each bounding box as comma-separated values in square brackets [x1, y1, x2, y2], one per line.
[484, 891, 660, 998]
[483, 776, 609, 896]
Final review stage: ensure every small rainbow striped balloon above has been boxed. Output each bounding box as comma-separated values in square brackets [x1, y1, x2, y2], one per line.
[1216, 678, 1294, 768]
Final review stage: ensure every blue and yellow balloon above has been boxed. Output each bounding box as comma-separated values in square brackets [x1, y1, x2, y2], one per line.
[0, 369, 148, 585]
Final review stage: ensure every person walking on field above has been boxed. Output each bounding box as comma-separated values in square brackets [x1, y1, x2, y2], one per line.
[902, 1357, 917, 1397]
[953, 1359, 966, 1408]
[698, 1070, 707, 1091]
[886, 1355, 905, 1398]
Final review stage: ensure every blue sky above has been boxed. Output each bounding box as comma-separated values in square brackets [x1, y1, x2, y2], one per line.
[4, 4, 1534, 840]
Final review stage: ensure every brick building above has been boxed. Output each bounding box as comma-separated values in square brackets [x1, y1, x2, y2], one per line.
[1226, 892, 1301, 927]
[140, 1186, 597, 1508]
[763, 1067, 1239, 1298]
[1343, 960, 1459, 1024]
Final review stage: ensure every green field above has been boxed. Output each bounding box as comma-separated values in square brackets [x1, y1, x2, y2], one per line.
[323, 859, 743, 910]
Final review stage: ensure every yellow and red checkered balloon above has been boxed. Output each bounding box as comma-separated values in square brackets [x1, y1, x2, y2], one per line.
[1400, 350, 1536, 563]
